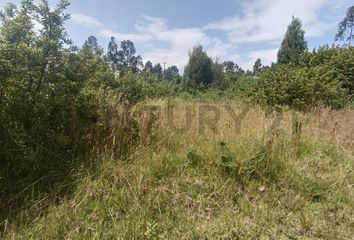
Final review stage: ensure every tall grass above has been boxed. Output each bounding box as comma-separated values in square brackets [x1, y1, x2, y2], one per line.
[1, 99, 354, 239]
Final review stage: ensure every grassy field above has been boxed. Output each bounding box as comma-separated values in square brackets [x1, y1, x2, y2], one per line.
[2, 99, 354, 239]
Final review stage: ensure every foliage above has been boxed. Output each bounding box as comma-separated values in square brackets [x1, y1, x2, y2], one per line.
[163, 65, 180, 82]
[184, 45, 214, 90]
[107, 37, 142, 73]
[335, 5, 354, 47]
[300, 46, 354, 96]
[152, 63, 163, 78]
[253, 58, 262, 75]
[277, 17, 308, 65]
[253, 62, 347, 110]
[116, 71, 177, 105]
[222, 60, 245, 75]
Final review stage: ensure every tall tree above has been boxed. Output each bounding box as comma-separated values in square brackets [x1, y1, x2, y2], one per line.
[107, 36, 119, 69]
[277, 17, 307, 64]
[222, 61, 236, 73]
[80, 36, 114, 88]
[335, 5, 354, 47]
[82, 35, 102, 57]
[253, 58, 262, 75]
[235, 64, 245, 75]
[184, 45, 214, 88]
[152, 63, 163, 78]
[164, 65, 179, 81]
[117, 40, 143, 73]
[143, 61, 153, 73]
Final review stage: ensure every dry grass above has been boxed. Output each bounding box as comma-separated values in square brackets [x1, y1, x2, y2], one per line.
[2, 99, 354, 239]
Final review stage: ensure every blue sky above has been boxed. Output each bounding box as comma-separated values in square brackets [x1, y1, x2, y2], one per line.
[1, 0, 353, 71]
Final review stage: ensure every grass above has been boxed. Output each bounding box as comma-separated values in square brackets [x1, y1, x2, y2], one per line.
[1, 99, 354, 239]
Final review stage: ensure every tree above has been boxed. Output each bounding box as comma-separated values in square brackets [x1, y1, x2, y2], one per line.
[253, 58, 262, 75]
[82, 35, 102, 57]
[235, 64, 245, 75]
[246, 70, 253, 76]
[144, 61, 153, 73]
[80, 36, 114, 88]
[0, 0, 102, 193]
[335, 5, 354, 47]
[107, 36, 119, 69]
[277, 17, 308, 64]
[164, 65, 179, 81]
[152, 63, 163, 78]
[184, 45, 214, 88]
[117, 40, 143, 73]
[222, 61, 236, 73]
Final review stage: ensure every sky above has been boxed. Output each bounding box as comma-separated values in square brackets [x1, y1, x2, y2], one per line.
[0, 0, 353, 71]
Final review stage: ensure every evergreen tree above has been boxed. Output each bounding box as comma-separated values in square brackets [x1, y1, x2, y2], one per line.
[184, 45, 214, 88]
[107, 36, 119, 69]
[253, 58, 262, 75]
[222, 61, 236, 73]
[164, 65, 179, 81]
[335, 5, 354, 47]
[152, 63, 163, 78]
[144, 61, 153, 73]
[277, 17, 307, 64]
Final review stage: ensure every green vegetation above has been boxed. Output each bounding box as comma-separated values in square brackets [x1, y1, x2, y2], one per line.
[1, 1, 354, 239]
[277, 17, 308, 65]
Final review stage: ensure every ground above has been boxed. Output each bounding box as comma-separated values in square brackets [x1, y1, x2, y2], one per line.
[2, 99, 354, 239]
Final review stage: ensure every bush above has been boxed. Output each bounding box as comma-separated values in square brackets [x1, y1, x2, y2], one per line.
[252, 64, 347, 110]
[116, 71, 175, 106]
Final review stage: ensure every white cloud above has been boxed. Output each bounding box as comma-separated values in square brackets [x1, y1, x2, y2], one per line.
[71, 13, 104, 28]
[128, 15, 231, 71]
[68, 0, 348, 71]
[70, 13, 229, 71]
[99, 28, 152, 43]
[241, 48, 279, 70]
[135, 15, 223, 49]
[205, 0, 333, 44]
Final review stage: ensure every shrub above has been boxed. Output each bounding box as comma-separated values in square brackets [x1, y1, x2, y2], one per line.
[252, 64, 347, 110]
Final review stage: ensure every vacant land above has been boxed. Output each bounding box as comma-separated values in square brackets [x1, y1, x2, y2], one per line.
[3, 99, 354, 239]
[1, 0, 354, 239]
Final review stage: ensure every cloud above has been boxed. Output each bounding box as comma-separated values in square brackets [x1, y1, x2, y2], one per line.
[125, 15, 231, 71]
[71, 13, 104, 28]
[99, 28, 152, 43]
[68, 0, 348, 72]
[241, 48, 279, 70]
[205, 0, 333, 44]
[136, 15, 221, 48]
[70, 12, 230, 71]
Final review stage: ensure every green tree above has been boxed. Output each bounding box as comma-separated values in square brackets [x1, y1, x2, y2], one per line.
[235, 64, 245, 75]
[143, 61, 153, 73]
[82, 35, 102, 57]
[277, 17, 308, 64]
[107, 36, 119, 70]
[0, 0, 111, 199]
[118, 40, 143, 73]
[79, 36, 115, 89]
[184, 45, 214, 89]
[335, 5, 354, 47]
[152, 63, 163, 78]
[222, 61, 236, 73]
[253, 58, 262, 75]
[164, 65, 180, 81]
